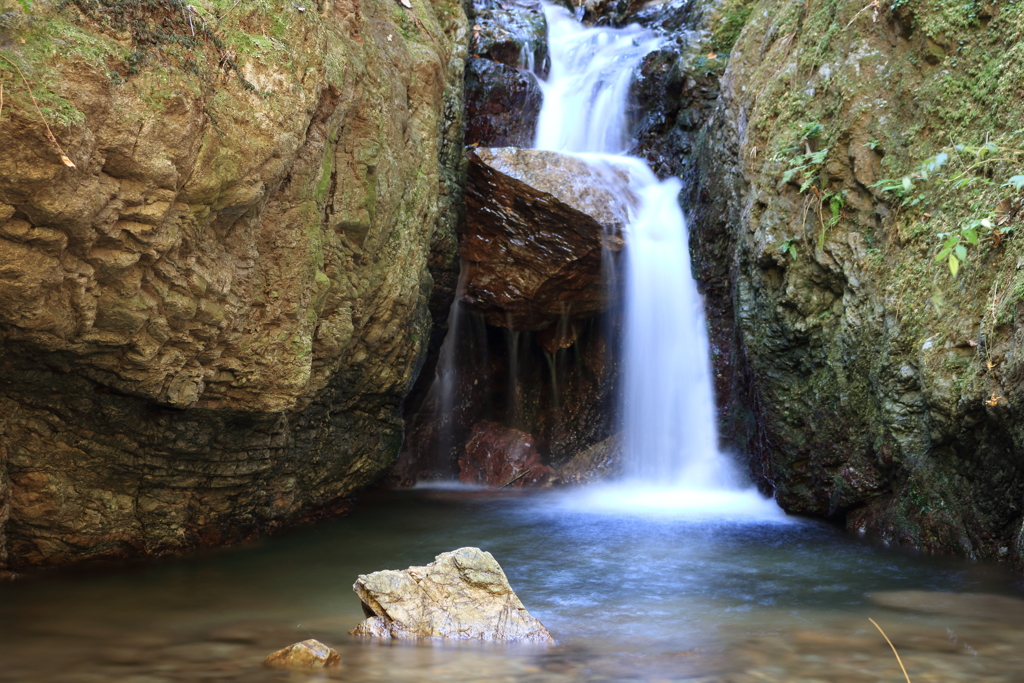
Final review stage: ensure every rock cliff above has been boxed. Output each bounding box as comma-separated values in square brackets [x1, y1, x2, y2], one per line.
[0, 0, 467, 569]
[619, 0, 1024, 566]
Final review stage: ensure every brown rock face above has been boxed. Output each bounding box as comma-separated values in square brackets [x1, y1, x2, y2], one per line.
[350, 547, 554, 643]
[0, 0, 467, 569]
[458, 420, 554, 487]
[462, 147, 633, 331]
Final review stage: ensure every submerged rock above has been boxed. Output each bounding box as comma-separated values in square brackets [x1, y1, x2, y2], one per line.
[458, 420, 554, 487]
[263, 639, 340, 670]
[463, 147, 634, 330]
[869, 591, 1024, 625]
[555, 433, 623, 485]
[350, 547, 554, 643]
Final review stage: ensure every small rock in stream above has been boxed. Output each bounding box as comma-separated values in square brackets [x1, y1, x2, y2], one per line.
[554, 433, 622, 485]
[263, 639, 340, 670]
[350, 547, 554, 643]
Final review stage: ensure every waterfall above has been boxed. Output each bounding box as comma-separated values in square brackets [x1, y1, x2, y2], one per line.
[535, 4, 746, 494]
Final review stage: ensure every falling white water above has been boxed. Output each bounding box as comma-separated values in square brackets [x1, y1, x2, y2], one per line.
[535, 9, 660, 155]
[535, 4, 780, 515]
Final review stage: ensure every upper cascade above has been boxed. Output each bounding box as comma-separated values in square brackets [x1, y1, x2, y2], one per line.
[534, 4, 661, 155]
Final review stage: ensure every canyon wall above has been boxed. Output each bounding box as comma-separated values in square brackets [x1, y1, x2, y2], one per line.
[0, 0, 466, 569]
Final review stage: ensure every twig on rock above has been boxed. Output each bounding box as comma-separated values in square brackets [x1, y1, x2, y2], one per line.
[499, 470, 531, 488]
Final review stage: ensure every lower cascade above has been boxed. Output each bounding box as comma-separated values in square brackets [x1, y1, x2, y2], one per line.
[534, 3, 774, 513]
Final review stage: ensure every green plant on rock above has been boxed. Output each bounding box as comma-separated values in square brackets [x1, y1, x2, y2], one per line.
[709, 0, 757, 55]
[934, 222, 978, 277]
[818, 191, 844, 250]
[777, 122, 829, 192]
[772, 122, 848, 254]
[873, 133, 1024, 278]
[55, 0, 257, 90]
[778, 236, 799, 259]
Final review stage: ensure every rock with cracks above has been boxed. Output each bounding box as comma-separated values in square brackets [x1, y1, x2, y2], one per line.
[350, 547, 554, 643]
[462, 147, 635, 331]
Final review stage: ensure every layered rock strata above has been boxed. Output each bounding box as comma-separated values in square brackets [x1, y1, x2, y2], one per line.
[0, 0, 467, 569]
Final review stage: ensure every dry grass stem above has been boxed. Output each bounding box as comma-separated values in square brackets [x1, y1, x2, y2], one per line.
[0, 53, 76, 168]
[869, 617, 912, 683]
[844, 0, 881, 29]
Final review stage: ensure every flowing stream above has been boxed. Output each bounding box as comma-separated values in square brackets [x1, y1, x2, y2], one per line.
[4, 6, 1024, 683]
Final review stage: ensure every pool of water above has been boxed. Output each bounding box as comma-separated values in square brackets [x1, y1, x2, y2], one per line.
[2, 486, 1024, 682]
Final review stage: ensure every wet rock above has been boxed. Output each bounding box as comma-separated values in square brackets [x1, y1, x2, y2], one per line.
[555, 433, 622, 484]
[471, 1, 549, 74]
[458, 420, 554, 487]
[392, 307, 620, 485]
[465, 58, 544, 147]
[463, 147, 634, 330]
[263, 639, 340, 670]
[679, 0, 1024, 567]
[350, 547, 554, 643]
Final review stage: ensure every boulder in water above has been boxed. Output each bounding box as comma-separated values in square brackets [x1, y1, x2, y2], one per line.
[463, 147, 635, 330]
[263, 639, 340, 670]
[350, 547, 554, 643]
[459, 420, 554, 487]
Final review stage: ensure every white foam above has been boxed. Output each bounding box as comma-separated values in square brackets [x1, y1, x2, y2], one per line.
[548, 484, 792, 522]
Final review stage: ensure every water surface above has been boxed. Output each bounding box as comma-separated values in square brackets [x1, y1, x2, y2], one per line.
[3, 487, 1023, 682]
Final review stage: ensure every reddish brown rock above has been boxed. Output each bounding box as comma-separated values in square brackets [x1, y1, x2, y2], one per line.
[462, 148, 634, 331]
[458, 420, 553, 487]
